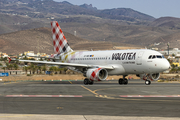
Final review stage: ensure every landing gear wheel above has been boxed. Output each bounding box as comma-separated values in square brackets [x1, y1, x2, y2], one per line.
[89, 80, 94, 85]
[124, 78, 128, 85]
[119, 78, 128, 85]
[84, 78, 89, 85]
[119, 78, 123, 85]
[145, 80, 151, 85]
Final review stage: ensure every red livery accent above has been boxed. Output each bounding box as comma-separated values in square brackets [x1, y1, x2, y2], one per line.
[8, 57, 12, 63]
[5, 95, 83, 98]
[90, 68, 100, 81]
[51, 21, 73, 54]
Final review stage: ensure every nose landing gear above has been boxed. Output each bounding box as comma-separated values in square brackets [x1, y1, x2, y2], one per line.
[145, 80, 151, 85]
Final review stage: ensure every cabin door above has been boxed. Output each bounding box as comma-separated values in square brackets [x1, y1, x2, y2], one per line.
[136, 51, 144, 65]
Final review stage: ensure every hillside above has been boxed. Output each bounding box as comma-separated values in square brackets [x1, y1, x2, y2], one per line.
[0, 13, 50, 34]
[0, 1, 180, 51]
[0, 27, 140, 55]
[149, 17, 180, 29]
[59, 22, 180, 47]
[1, 19, 180, 54]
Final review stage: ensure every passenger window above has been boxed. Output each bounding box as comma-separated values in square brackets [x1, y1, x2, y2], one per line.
[148, 55, 152, 59]
[152, 55, 156, 59]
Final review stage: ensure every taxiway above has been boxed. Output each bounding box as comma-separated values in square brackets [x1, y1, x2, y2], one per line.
[0, 80, 180, 119]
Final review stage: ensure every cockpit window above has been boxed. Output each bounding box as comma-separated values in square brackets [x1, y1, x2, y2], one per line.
[148, 55, 165, 59]
[156, 55, 162, 58]
[148, 55, 152, 59]
[152, 55, 156, 59]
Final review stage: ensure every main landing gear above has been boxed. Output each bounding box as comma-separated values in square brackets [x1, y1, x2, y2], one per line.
[84, 78, 94, 85]
[119, 75, 128, 85]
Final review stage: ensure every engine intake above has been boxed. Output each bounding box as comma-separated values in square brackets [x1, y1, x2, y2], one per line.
[150, 73, 160, 81]
[137, 73, 160, 81]
[86, 68, 108, 81]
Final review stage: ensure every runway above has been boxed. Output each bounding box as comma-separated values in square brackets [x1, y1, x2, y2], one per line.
[0, 79, 180, 119]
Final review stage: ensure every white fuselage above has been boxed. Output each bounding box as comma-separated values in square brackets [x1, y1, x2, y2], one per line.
[54, 49, 170, 75]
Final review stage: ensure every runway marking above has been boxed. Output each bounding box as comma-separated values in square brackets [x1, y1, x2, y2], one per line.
[68, 81, 72, 84]
[57, 107, 63, 109]
[81, 86, 111, 98]
[5, 95, 82, 97]
[85, 86, 180, 100]
[0, 114, 33, 118]
[3, 82, 18, 85]
[81, 85, 98, 95]
[120, 95, 180, 97]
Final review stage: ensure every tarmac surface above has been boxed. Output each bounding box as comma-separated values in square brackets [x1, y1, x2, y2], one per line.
[0, 79, 180, 120]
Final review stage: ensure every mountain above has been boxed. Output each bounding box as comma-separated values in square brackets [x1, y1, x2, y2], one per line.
[0, 0, 155, 23]
[1, 0, 180, 53]
[148, 17, 180, 29]
[79, 4, 97, 10]
[99, 8, 155, 22]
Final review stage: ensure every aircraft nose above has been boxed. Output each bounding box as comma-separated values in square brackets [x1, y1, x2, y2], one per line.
[162, 60, 171, 70]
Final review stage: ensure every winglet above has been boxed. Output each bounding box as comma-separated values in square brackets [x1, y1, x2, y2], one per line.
[8, 57, 12, 63]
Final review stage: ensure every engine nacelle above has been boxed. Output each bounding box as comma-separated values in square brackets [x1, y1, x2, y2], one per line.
[149, 73, 160, 81]
[86, 68, 108, 81]
[137, 73, 160, 81]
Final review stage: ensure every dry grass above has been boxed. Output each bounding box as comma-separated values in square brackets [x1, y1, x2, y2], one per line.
[0, 74, 139, 82]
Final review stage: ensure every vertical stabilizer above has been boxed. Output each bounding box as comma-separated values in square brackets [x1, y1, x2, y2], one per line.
[51, 21, 73, 54]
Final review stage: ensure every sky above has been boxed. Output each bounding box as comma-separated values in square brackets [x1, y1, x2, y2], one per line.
[54, 0, 180, 18]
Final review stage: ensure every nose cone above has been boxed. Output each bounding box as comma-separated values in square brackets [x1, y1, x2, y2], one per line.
[161, 60, 171, 71]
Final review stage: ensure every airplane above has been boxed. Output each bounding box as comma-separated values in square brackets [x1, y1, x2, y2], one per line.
[11, 21, 171, 85]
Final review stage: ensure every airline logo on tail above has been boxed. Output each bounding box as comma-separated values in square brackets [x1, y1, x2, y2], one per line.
[51, 21, 73, 54]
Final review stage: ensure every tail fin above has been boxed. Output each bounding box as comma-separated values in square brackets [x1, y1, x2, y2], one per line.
[8, 57, 12, 63]
[51, 21, 73, 54]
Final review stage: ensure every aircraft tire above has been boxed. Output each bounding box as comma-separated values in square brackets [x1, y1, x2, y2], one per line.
[124, 78, 128, 85]
[84, 78, 89, 85]
[145, 80, 151, 85]
[89, 80, 94, 85]
[119, 78, 123, 85]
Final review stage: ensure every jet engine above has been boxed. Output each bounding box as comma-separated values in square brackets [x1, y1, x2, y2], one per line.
[137, 73, 160, 81]
[86, 68, 108, 81]
[149, 73, 160, 81]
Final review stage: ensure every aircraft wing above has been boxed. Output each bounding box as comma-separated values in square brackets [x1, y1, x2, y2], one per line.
[19, 60, 114, 70]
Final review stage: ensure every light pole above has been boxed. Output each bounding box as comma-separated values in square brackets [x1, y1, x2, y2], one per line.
[167, 42, 169, 56]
